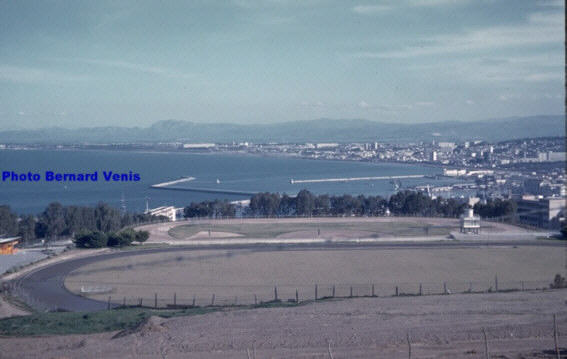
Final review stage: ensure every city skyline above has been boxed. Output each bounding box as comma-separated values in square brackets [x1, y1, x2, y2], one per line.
[0, 0, 564, 130]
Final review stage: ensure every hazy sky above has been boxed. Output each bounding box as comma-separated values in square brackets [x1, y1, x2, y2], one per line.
[0, 0, 564, 129]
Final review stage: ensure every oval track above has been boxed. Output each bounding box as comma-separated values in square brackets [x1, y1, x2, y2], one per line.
[11, 240, 565, 312]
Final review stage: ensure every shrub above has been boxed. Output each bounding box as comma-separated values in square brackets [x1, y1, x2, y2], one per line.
[135, 230, 149, 243]
[550, 274, 567, 289]
[74, 231, 108, 248]
[107, 232, 133, 247]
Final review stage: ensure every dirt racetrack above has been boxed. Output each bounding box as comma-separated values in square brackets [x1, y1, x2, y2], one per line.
[1, 290, 566, 358]
[139, 217, 533, 244]
[65, 246, 564, 306]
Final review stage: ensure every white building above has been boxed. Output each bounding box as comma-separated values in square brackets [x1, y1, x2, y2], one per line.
[443, 168, 466, 177]
[460, 207, 480, 234]
[183, 143, 216, 149]
[315, 143, 339, 149]
[147, 206, 177, 221]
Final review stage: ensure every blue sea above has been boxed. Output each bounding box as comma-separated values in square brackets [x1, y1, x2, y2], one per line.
[0, 149, 455, 214]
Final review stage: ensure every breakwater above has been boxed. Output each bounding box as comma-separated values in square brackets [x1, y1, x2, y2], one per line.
[151, 176, 195, 188]
[150, 186, 256, 196]
[290, 174, 425, 184]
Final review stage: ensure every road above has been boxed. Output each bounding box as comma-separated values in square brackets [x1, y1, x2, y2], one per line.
[9, 240, 565, 312]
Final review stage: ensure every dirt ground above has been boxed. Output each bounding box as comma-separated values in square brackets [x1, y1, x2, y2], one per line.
[1, 290, 566, 358]
[65, 246, 564, 306]
[0, 296, 28, 319]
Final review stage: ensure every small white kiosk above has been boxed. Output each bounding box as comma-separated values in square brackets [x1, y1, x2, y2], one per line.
[460, 207, 480, 234]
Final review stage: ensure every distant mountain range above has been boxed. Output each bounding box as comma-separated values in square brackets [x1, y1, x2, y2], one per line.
[0, 115, 564, 144]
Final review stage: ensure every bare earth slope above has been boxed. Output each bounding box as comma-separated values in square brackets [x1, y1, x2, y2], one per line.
[1, 290, 566, 358]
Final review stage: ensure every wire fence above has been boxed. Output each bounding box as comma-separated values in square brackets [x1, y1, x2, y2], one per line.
[70, 278, 557, 310]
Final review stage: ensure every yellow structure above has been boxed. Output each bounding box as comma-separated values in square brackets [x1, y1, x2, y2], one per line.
[0, 237, 19, 255]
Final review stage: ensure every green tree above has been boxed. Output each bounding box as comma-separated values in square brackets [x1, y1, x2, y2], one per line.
[64, 206, 86, 236]
[296, 190, 315, 216]
[0, 205, 18, 237]
[17, 214, 36, 245]
[314, 194, 330, 216]
[41, 202, 66, 240]
[94, 203, 122, 233]
[278, 194, 296, 216]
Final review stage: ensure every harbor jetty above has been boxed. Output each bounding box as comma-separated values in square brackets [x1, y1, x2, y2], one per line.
[151, 176, 195, 188]
[290, 174, 425, 184]
[151, 186, 256, 196]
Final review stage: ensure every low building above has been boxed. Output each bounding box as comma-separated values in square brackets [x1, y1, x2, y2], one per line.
[315, 143, 339, 149]
[146, 206, 176, 221]
[443, 168, 466, 177]
[460, 208, 480, 234]
[517, 196, 565, 229]
[182, 143, 216, 149]
[0, 237, 20, 255]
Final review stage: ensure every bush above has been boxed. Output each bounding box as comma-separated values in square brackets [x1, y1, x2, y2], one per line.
[74, 231, 108, 248]
[74, 229, 148, 248]
[550, 274, 567, 289]
[135, 230, 149, 243]
[107, 231, 134, 247]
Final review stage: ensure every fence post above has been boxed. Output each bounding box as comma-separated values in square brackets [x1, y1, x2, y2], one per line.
[139, 297, 143, 307]
[192, 295, 196, 307]
[419, 283, 422, 296]
[154, 293, 158, 308]
[395, 286, 399, 297]
[482, 328, 490, 359]
[554, 314, 560, 359]
[315, 284, 318, 300]
[350, 286, 353, 298]
[332, 285, 336, 298]
[494, 275, 498, 292]
[407, 331, 412, 359]
[211, 294, 215, 306]
[295, 289, 299, 303]
[372, 284, 375, 297]
[174, 292, 177, 306]
[443, 282, 448, 295]
[274, 286, 278, 301]
[327, 340, 334, 359]
[254, 294, 257, 305]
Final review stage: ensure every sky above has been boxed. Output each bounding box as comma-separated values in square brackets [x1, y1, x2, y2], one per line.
[0, 0, 564, 130]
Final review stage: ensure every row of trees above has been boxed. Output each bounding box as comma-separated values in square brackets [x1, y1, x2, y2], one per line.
[473, 198, 518, 220]
[183, 200, 236, 218]
[183, 190, 517, 219]
[245, 190, 470, 218]
[0, 202, 167, 244]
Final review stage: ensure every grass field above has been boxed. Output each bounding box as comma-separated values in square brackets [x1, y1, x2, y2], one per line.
[0, 307, 215, 336]
[0, 300, 307, 336]
[168, 220, 458, 239]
